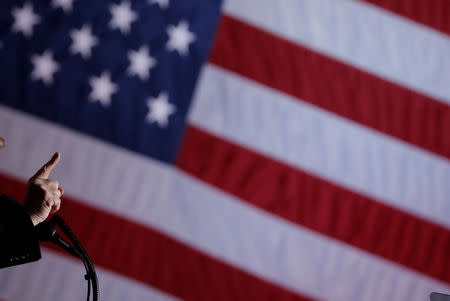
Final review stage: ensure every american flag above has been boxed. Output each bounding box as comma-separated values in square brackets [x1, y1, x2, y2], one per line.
[1, 0, 450, 300]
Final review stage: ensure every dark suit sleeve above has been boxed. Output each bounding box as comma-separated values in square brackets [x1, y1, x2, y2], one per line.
[0, 194, 41, 268]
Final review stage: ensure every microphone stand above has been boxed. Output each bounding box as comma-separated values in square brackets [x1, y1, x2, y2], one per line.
[35, 215, 99, 301]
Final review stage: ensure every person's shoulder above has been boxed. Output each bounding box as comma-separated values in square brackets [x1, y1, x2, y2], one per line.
[0, 194, 20, 205]
[1, 194, 15, 200]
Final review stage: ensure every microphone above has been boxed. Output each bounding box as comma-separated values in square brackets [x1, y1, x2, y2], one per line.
[34, 215, 99, 301]
[34, 216, 82, 258]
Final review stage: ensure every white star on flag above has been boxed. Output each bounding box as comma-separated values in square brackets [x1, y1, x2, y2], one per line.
[52, 0, 75, 13]
[109, 1, 137, 34]
[89, 72, 118, 107]
[166, 20, 196, 56]
[128, 46, 156, 80]
[70, 25, 98, 59]
[149, 0, 169, 9]
[12, 3, 40, 37]
[31, 51, 59, 85]
[146, 93, 176, 128]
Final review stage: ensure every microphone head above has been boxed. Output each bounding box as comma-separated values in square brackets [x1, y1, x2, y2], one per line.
[35, 220, 57, 241]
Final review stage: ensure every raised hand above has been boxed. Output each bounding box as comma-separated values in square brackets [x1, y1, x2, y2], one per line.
[24, 152, 64, 226]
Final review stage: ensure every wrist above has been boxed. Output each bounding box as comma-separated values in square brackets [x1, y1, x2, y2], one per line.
[28, 212, 42, 226]
[29, 215, 39, 226]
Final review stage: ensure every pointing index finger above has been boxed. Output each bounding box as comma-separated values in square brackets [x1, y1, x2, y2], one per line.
[32, 152, 60, 179]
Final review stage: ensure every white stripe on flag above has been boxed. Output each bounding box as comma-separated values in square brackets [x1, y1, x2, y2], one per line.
[190, 65, 450, 229]
[0, 248, 179, 301]
[0, 105, 448, 301]
[223, 0, 450, 105]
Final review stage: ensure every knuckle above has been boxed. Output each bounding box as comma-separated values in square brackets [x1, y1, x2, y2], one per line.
[47, 179, 59, 186]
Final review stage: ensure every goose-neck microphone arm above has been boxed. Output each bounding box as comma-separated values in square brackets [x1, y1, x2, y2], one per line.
[35, 215, 99, 301]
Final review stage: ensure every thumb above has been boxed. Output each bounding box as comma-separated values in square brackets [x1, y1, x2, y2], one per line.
[31, 152, 60, 179]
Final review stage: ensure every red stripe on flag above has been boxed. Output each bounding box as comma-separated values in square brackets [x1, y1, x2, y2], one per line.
[209, 15, 450, 161]
[177, 125, 450, 284]
[0, 173, 312, 301]
[360, 0, 450, 36]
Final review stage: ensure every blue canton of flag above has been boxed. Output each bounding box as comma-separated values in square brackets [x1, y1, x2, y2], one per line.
[0, 0, 222, 162]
